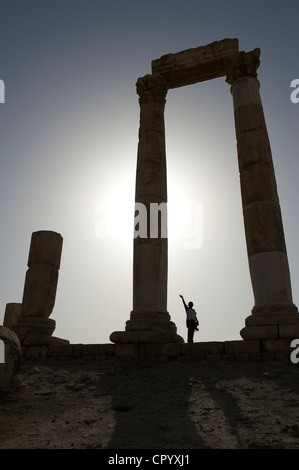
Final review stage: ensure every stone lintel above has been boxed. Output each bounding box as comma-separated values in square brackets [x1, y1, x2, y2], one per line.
[151, 38, 239, 88]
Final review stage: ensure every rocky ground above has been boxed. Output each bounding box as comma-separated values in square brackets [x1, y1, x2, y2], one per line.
[0, 356, 299, 451]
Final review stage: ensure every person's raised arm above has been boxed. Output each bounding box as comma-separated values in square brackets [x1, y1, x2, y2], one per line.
[179, 294, 188, 311]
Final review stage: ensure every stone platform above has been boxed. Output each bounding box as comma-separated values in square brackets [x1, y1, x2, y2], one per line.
[21, 339, 296, 364]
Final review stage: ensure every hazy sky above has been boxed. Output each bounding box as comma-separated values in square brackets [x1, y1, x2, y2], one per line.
[0, 0, 298, 344]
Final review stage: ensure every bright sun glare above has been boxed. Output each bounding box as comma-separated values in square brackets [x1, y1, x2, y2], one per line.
[95, 172, 203, 252]
[95, 176, 135, 243]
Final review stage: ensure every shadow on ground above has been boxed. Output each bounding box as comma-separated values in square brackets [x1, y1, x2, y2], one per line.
[0, 357, 299, 449]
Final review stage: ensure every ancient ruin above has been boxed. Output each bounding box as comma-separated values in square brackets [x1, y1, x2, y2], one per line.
[110, 38, 299, 345]
[0, 326, 21, 390]
[2, 39, 298, 366]
[8, 230, 69, 346]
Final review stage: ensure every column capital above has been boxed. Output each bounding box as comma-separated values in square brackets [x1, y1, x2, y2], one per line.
[136, 74, 168, 104]
[225, 48, 261, 85]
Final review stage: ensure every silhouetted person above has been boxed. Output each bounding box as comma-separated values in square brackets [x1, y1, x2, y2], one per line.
[179, 295, 199, 343]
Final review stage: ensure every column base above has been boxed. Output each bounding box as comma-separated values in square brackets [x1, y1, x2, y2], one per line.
[11, 317, 69, 345]
[12, 317, 56, 341]
[240, 304, 299, 340]
[110, 310, 184, 344]
[21, 334, 70, 346]
[110, 330, 184, 343]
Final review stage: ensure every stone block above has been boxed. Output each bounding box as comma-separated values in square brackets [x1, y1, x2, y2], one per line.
[262, 352, 276, 362]
[137, 111, 168, 142]
[180, 343, 193, 355]
[179, 355, 191, 362]
[140, 343, 164, 356]
[114, 343, 139, 356]
[151, 38, 239, 87]
[243, 202, 286, 256]
[28, 231, 63, 268]
[21, 334, 69, 346]
[191, 353, 206, 361]
[130, 311, 171, 321]
[240, 163, 279, 207]
[240, 325, 278, 340]
[157, 355, 168, 363]
[236, 129, 272, 170]
[181, 341, 224, 356]
[261, 339, 292, 352]
[249, 353, 263, 362]
[72, 344, 83, 357]
[223, 353, 235, 361]
[224, 340, 260, 354]
[245, 313, 299, 326]
[82, 344, 100, 356]
[193, 341, 224, 355]
[98, 343, 114, 356]
[4, 303, 22, 329]
[235, 353, 249, 361]
[137, 342, 180, 356]
[40, 346, 49, 357]
[249, 252, 294, 308]
[95, 355, 108, 362]
[48, 344, 73, 357]
[279, 324, 299, 339]
[252, 304, 298, 315]
[275, 353, 290, 364]
[23, 346, 42, 358]
[234, 103, 266, 137]
[24, 346, 41, 358]
[82, 344, 113, 356]
[22, 264, 59, 318]
[0, 326, 22, 390]
[205, 354, 222, 361]
[161, 342, 181, 357]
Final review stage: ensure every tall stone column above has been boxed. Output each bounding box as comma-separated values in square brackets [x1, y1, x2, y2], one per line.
[133, 74, 168, 317]
[226, 49, 299, 340]
[110, 74, 183, 343]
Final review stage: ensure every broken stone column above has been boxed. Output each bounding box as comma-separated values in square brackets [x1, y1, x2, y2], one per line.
[110, 74, 183, 343]
[0, 326, 21, 390]
[4, 303, 22, 329]
[226, 49, 299, 340]
[12, 231, 69, 346]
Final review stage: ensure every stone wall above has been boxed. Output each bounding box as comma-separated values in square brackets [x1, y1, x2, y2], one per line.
[21, 340, 294, 364]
